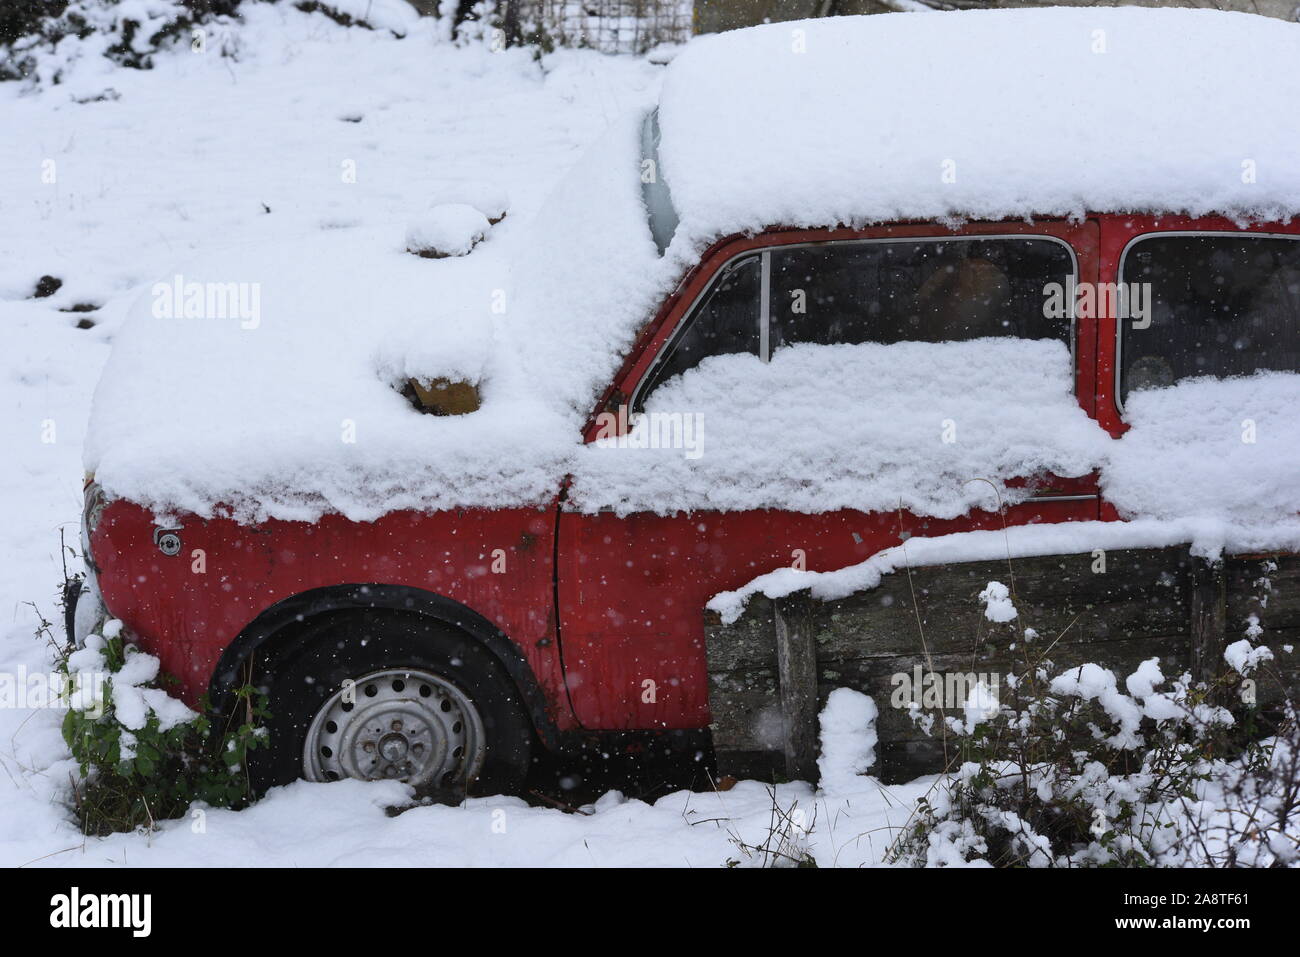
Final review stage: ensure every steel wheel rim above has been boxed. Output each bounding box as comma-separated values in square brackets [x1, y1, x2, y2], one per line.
[303, 667, 485, 789]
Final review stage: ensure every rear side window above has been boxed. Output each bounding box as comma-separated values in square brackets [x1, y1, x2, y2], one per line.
[635, 236, 1075, 408]
[1119, 234, 1300, 402]
[769, 238, 1074, 350]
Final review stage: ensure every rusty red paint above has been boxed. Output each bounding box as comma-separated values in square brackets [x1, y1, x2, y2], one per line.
[92, 501, 573, 727]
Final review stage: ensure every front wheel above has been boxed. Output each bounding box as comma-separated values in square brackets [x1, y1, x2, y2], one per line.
[303, 666, 487, 788]
[247, 613, 533, 800]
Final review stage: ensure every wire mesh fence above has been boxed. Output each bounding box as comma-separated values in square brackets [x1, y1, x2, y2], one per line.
[513, 0, 695, 54]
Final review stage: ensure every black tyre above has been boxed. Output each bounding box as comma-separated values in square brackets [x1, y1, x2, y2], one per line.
[247, 612, 533, 800]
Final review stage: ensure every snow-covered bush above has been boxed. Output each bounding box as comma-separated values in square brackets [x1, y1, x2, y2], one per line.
[0, 0, 245, 84]
[288, 0, 421, 34]
[0, 0, 422, 85]
[0, 2, 66, 48]
[889, 651, 1298, 867]
[61, 621, 269, 835]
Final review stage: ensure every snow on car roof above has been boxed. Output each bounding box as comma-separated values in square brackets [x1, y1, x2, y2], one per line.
[655, 8, 1300, 248]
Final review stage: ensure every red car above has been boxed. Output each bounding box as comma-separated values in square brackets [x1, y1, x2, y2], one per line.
[72, 10, 1300, 796]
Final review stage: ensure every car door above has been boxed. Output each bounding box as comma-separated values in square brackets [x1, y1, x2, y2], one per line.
[556, 219, 1101, 732]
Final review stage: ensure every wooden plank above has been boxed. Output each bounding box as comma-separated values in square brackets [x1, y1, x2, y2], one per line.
[706, 672, 779, 755]
[1227, 554, 1300, 629]
[773, 592, 820, 782]
[1190, 558, 1228, 690]
[703, 596, 776, 672]
[703, 547, 1300, 785]
[810, 547, 1193, 661]
[828, 634, 1191, 748]
[1224, 554, 1300, 708]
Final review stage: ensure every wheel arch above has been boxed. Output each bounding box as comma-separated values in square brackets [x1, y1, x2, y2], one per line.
[209, 583, 560, 750]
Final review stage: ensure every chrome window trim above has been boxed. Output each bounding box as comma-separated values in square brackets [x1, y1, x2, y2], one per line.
[1114, 230, 1300, 419]
[629, 233, 1080, 414]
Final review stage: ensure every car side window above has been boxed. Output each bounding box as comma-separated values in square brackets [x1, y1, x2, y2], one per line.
[635, 237, 1074, 408]
[769, 239, 1073, 350]
[637, 254, 761, 404]
[1118, 234, 1300, 402]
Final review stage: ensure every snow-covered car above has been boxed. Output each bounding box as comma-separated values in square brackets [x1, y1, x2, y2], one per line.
[72, 8, 1300, 794]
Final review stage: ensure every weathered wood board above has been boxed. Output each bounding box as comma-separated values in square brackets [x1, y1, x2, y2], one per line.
[704, 547, 1299, 784]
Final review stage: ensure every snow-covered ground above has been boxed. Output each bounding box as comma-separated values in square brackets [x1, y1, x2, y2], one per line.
[0, 6, 935, 867]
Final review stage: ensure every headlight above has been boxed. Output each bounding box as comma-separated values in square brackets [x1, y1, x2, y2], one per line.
[81, 480, 106, 573]
[72, 480, 111, 648]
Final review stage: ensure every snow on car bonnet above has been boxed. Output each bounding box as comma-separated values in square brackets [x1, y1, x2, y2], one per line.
[84, 229, 575, 523]
[655, 8, 1300, 247]
[83, 110, 672, 524]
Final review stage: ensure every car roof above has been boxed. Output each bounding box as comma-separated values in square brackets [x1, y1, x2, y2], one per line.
[654, 8, 1300, 249]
